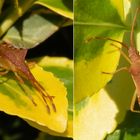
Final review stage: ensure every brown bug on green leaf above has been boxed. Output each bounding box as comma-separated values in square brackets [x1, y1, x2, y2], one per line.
[86, 7, 140, 113]
[0, 41, 56, 113]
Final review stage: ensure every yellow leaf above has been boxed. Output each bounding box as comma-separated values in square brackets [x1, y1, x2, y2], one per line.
[74, 61, 135, 140]
[26, 114, 73, 137]
[74, 89, 118, 140]
[75, 34, 124, 102]
[32, 56, 73, 137]
[0, 64, 68, 133]
[36, 56, 73, 69]
[110, 0, 124, 21]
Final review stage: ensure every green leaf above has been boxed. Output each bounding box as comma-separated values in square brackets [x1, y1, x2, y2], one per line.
[106, 112, 140, 140]
[74, 0, 126, 103]
[3, 13, 65, 49]
[0, 0, 35, 37]
[106, 129, 140, 140]
[35, 0, 73, 19]
[0, 0, 72, 49]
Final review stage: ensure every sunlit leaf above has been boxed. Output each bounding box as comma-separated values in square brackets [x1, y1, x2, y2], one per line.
[36, 56, 73, 112]
[31, 56, 73, 137]
[0, 64, 68, 133]
[27, 114, 73, 138]
[74, 0, 125, 102]
[74, 61, 135, 140]
[35, 0, 73, 19]
[73, 32, 140, 140]
[74, 89, 119, 140]
[74, 0, 140, 140]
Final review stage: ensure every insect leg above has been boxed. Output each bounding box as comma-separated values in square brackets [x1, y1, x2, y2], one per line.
[31, 80, 56, 112]
[102, 67, 128, 75]
[26, 61, 36, 69]
[0, 70, 9, 76]
[14, 72, 37, 106]
[110, 43, 132, 64]
[85, 36, 129, 50]
[14, 72, 24, 84]
[130, 91, 140, 113]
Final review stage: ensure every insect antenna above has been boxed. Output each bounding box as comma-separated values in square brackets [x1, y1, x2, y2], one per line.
[86, 36, 129, 50]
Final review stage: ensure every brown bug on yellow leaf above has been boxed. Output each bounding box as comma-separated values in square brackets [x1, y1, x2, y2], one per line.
[86, 7, 140, 113]
[0, 41, 56, 113]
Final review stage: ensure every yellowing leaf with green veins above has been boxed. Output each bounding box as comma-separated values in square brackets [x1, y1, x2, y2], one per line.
[31, 56, 73, 137]
[76, 67, 135, 140]
[0, 64, 68, 133]
[74, 0, 126, 102]
[75, 33, 124, 102]
[74, 0, 140, 140]
[35, 0, 73, 19]
[74, 47, 135, 140]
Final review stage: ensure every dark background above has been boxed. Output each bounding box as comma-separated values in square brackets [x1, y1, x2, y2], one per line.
[27, 26, 73, 59]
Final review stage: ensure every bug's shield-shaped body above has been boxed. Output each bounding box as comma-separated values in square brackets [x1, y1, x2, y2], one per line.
[0, 42, 56, 113]
[129, 47, 140, 105]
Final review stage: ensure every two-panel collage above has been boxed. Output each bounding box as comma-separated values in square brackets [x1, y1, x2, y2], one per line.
[1, 0, 140, 140]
